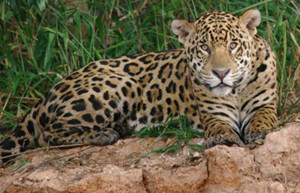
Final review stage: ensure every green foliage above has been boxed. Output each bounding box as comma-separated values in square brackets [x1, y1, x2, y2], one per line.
[0, 0, 299, 130]
[136, 113, 204, 155]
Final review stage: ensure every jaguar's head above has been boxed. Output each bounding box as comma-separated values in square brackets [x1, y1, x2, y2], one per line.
[172, 9, 261, 96]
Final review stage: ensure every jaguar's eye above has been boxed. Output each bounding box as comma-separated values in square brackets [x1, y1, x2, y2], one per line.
[229, 42, 238, 50]
[200, 44, 210, 53]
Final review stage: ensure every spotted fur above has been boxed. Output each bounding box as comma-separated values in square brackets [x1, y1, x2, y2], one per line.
[0, 9, 277, 165]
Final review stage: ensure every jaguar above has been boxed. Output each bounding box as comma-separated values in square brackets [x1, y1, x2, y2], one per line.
[0, 9, 278, 165]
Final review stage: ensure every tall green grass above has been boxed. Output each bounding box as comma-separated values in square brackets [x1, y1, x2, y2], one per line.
[0, 0, 299, 134]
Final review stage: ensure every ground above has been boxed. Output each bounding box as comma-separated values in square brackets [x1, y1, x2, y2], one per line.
[0, 122, 299, 193]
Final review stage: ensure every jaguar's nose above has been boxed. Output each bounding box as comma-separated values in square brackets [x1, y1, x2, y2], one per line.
[211, 68, 231, 80]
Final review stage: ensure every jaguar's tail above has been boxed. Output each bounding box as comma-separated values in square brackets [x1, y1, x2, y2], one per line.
[0, 100, 43, 166]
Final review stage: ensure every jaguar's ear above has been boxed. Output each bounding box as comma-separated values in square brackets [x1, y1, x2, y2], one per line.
[239, 9, 261, 36]
[171, 19, 194, 44]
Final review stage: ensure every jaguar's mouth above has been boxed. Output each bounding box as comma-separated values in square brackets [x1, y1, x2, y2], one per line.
[211, 83, 232, 89]
[209, 83, 233, 96]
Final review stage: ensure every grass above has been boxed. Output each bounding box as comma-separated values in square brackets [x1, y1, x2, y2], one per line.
[0, 0, 299, 140]
[136, 113, 204, 155]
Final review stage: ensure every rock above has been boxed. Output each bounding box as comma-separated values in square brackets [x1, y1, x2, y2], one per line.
[0, 122, 299, 192]
[253, 124, 300, 185]
[241, 181, 286, 193]
[203, 145, 255, 192]
[143, 160, 208, 192]
[67, 165, 146, 193]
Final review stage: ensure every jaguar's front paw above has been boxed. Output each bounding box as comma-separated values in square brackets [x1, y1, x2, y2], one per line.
[244, 104, 277, 145]
[205, 132, 244, 149]
[244, 129, 268, 144]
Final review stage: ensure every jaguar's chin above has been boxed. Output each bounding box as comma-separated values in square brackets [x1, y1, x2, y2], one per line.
[210, 84, 232, 96]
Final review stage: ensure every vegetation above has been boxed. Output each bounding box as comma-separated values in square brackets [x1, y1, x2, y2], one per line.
[136, 113, 204, 155]
[0, 0, 299, 143]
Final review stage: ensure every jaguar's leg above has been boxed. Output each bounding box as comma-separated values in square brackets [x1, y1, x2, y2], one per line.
[43, 126, 122, 146]
[203, 115, 244, 148]
[244, 103, 278, 144]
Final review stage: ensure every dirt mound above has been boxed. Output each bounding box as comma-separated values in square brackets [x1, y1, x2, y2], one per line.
[1, 123, 299, 193]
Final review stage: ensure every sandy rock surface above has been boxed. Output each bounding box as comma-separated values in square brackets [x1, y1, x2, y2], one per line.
[0, 122, 299, 193]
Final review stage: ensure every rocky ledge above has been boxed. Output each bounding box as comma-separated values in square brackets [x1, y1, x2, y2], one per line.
[0, 122, 299, 193]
